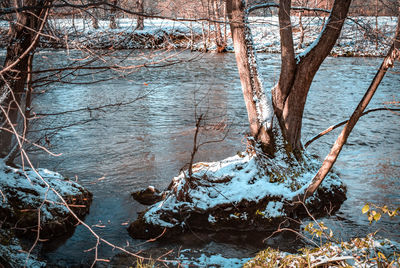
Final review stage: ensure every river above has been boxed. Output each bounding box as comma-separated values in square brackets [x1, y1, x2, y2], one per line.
[15, 50, 400, 265]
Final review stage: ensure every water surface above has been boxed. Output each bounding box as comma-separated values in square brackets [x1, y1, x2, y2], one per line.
[22, 50, 400, 265]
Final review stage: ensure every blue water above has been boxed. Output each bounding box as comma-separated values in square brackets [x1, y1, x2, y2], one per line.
[23, 50, 400, 265]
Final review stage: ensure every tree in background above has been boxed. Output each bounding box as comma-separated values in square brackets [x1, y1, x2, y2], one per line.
[89, 0, 100, 29]
[109, 0, 118, 29]
[0, 0, 178, 163]
[135, 0, 144, 30]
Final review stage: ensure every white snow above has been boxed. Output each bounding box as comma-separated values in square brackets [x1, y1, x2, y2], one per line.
[262, 201, 285, 218]
[208, 214, 217, 223]
[246, 234, 400, 267]
[142, 150, 344, 227]
[1, 16, 395, 56]
[176, 251, 251, 268]
[256, 91, 274, 129]
[0, 158, 87, 222]
[0, 241, 46, 267]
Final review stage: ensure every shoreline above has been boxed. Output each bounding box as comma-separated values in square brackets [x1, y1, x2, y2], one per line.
[0, 16, 396, 57]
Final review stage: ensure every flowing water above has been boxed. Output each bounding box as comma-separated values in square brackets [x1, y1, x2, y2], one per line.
[10, 50, 400, 265]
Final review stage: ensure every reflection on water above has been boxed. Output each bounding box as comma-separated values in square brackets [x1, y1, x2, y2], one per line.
[23, 50, 400, 264]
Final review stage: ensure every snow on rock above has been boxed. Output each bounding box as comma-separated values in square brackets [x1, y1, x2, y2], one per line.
[0, 159, 92, 238]
[0, 229, 46, 267]
[128, 148, 346, 240]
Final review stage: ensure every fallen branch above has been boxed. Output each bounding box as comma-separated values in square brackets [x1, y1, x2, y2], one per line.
[311, 256, 354, 267]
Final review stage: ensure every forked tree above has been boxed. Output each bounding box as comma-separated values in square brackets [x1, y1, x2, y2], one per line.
[227, 0, 400, 201]
[227, 0, 351, 158]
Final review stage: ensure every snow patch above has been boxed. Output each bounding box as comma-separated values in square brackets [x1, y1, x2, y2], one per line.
[178, 252, 251, 268]
[0, 158, 90, 223]
[140, 150, 345, 229]
[262, 201, 285, 218]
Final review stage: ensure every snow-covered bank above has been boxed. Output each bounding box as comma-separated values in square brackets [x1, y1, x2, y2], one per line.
[128, 148, 346, 240]
[245, 234, 400, 267]
[0, 159, 92, 265]
[0, 16, 396, 56]
[107, 234, 399, 267]
[108, 246, 251, 267]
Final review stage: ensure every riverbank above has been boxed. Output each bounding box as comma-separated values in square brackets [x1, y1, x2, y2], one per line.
[0, 16, 397, 56]
[245, 234, 400, 267]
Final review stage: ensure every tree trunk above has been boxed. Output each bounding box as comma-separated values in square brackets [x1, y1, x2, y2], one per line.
[136, 0, 144, 30]
[226, 0, 275, 156]
[88, 0, 99, 29]
[0, 0, 51, 159]
[212, 0, 225, 52]
[272, 0, 351, 157]
[109, 0, 118, 29]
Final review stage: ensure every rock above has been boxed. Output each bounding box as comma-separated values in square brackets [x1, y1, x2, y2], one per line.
[0, 229, 46, 267]
[0, 161, 92, 239]
[131, 186, 164, 205]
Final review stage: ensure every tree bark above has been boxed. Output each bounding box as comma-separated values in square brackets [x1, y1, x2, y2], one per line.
[296, 14, 400, 202]
[272, 0, 351, 157]
[0, 0, 51, 158]
[227, 0, 275, 156]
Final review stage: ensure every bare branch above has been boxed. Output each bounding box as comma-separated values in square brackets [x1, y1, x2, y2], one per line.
[304, 107, 400, 148]
[247, 3, 330, 14]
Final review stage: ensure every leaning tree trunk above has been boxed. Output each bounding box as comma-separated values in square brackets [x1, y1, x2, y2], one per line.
[272, 0, 351, 158]
[296, 13, 400, 202]
[135, 0, 144, 30]
[0, 0, 52, 159]
[226, 0, 275, 156]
